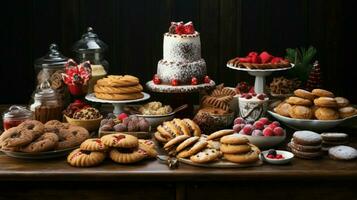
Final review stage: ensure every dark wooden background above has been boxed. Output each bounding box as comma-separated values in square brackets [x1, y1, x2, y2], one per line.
[1, 0, 356, 104]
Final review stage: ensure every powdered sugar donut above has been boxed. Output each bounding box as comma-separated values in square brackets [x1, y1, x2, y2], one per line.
[329, 145, 357, 161]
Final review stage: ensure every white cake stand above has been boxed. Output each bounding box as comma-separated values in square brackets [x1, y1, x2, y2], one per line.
[226, 64, 294, 94]
[85, 92, 150, 115]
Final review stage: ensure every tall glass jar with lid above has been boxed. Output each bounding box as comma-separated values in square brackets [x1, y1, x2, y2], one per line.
[73, 27, 109, 93]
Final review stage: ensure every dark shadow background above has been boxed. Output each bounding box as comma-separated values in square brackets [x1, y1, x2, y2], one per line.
[1, 0, 356, 104]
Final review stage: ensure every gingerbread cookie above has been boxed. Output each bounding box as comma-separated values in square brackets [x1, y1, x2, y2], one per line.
[289, 105, 313, 119]
[21, 132, 59, 153]
[190, 148, 221, 163]
[207, 129, 234, 141]
[315, 107, 339, 120]
[176, 136, 200, 152]
[294, 89, 315, 101]
[312, 89, 334, 97]
[314, 97, 337, 108]
[80, 138, 108, 151]
[286, 96, 312, 106]
[67, 148, 106, 167]
[101, 133, 138, 148]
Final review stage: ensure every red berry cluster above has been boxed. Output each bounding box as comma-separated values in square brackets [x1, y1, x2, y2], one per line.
[62, 59, 92, 86]
[239, 51, 286, 64]
[233, 117, 285, 137]
[266, 149, 284, 159]
[152, 75, 211, 86]
[169, 21, 195, 35]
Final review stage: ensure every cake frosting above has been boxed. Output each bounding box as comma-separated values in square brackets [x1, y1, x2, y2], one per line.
[156, 22, 208, 85]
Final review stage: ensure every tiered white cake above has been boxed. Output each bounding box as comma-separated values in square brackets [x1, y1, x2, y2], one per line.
[156, 23, 207, 85]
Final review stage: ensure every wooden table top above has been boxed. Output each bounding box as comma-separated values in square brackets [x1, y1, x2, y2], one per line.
[0, 105, 356, 182]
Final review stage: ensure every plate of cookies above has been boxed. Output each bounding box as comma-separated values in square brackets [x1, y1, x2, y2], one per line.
[0, 120, 91, 159]
[269, 89, 357, 131]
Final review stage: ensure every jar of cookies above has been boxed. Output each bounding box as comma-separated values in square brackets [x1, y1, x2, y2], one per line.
[73, 27, 109, 93]
[34, 43, 69, 102]
[30, 81, 63, 123]
[2, 105, 33, 130]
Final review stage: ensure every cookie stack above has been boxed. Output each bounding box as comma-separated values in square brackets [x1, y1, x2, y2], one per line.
[154, 118, 201, 144]
[94, 75, 144, 100]
[274, 88, 356, 120]
[288, 131, 322, 159]
[219, 134, 260, 164]
[67, 138, 107, 167]
[0, 120, 89, 153]
[321, 133, 349, 151]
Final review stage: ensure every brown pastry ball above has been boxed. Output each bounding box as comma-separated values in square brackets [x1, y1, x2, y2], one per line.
[289, 105, 313, 119]
[338, 107, 356, 118]
[312, 89, 334, 98]
[286, 97, 312, 106]
[334, 97, 350, 108]
[315, 107, 339, 120]
[294, 89, 315, 101]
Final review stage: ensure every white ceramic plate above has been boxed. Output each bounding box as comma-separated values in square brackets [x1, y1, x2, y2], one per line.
[268, 110, 357, 131]
[260, 150, 294, 164]
[178, 158, 263, 168]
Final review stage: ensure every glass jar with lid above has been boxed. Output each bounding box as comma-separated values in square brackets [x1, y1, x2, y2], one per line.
[73, 27, 109, 93]
[34, 43, 69, 101]
[30, 80, 63, 123]
[2, 106, 33, 130]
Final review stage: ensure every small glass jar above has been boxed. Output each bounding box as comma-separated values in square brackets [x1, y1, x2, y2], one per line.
[73, 27, 109, 93]
[34, 43, 69, 102]
[2, 106, 33, 130]
[30, 81, 63, 123]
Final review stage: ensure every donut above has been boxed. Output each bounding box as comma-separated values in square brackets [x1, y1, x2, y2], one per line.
[314, 97, 337, 108]
[315, 107, 339, 120]
[294, 89, 315, 101]
[21, 132, 59, 153]
[312, 89, 334, 97]
[286, 96, 312, 106]
[80, 138, 108, 151]
[67, 148, 106, 167]
[17, 120, 44, 138]
[289, 105, 313, 119]
[0, 127, 34, 148]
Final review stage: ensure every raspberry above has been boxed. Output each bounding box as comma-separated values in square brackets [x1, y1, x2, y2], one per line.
[275, 154, 284, 159]
[242, 124, 254, 135]
[253, 121, 264, 130]
[233, 124, 244, 133]
[273, 127, 285, 136]
[263, 127, 274, 136]
[259, 51, 273, 63]
[271, 57, 283, 64]
[248, 51, 258, 57]
[234, 117, 246, 125]
[257, 93, 266, 100]
[245, 94, 252, 99]
[183, 22, 195, 34]
[153, 74, 161, 84]
[175, 24, 185, 34]
[191, 77, 198, 85]
[251, 129, 263, 136]
[238, 57, 252, 63]
[259, 117, 269, 125]
[267, 154, 275, 159]
[251, 92, 257, 97]
[117, 113, 128, 121]
[204, 76, 211, 83]
[251, 54, 262, 64]
[171, 79, 179, 86]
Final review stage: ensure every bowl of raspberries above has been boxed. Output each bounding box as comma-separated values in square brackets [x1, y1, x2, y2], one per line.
[233, 117, 286, 149]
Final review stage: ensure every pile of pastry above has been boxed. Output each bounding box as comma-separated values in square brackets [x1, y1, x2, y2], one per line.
[159, 129, 261, 164]
[274, 88, 356, 120]
[94, 75, 143, 100]
[0, 120, 89, 153]
[67, 133, 157, 167]
[154, 118, 202, 143]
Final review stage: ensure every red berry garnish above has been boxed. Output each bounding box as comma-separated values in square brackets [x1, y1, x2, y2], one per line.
[238, 57, 252, 63]
[267, 154, 275, 159]
[153, 74, 161, 84]
[191, 77, 198, 85]
[117, 113, 128, 121]
[171, 79, 179, 86]
[275, 154, 284, 159]
[245, 94, 252, 99]
[259, 51, 273, 63]
[175, 24, 185, 34]
[183, 22, 195, 34]
[257, 93, 266, 100]
[204, 76, 211, 83]
[248, 51, 258, 57]
[251, 54, 262, 64]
